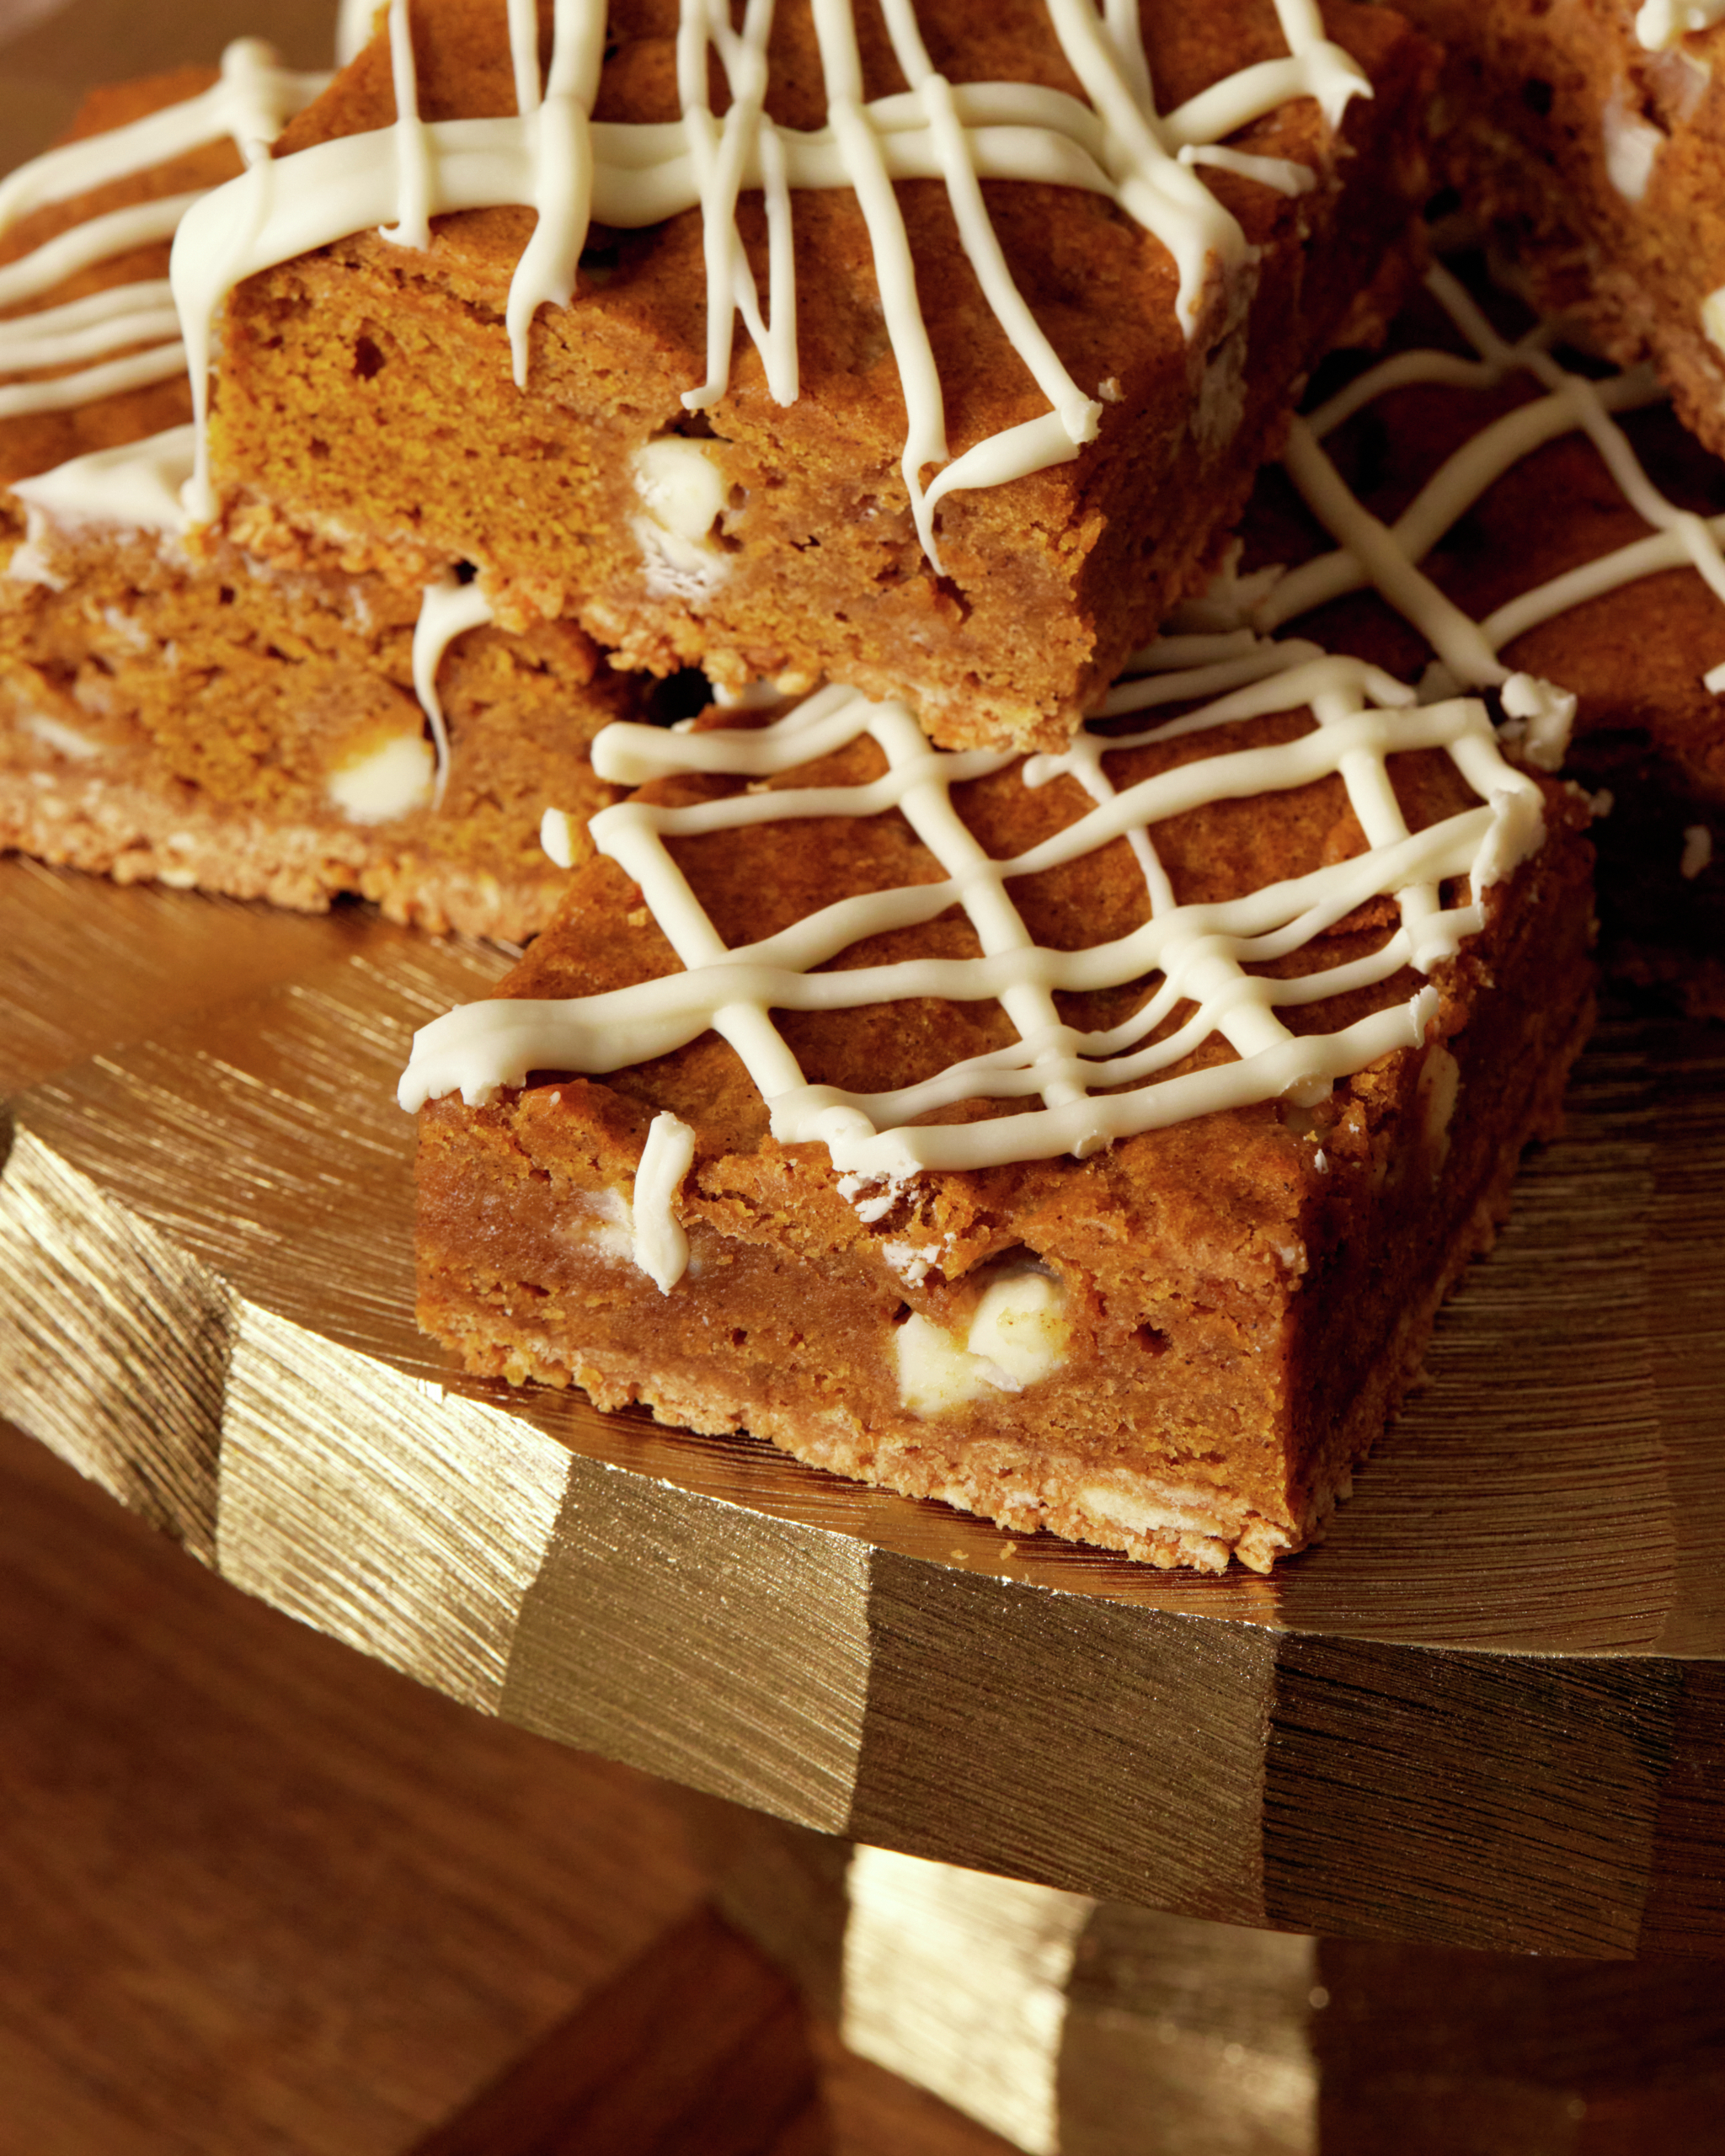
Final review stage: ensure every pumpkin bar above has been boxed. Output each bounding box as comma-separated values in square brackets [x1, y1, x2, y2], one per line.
[1392, 0, 1725, 465]
[197, 0, 1438, 753]
[0, 66, 632, 939]
[404, 666, 1594, 1572]
[1235, 265, 1725, 1018]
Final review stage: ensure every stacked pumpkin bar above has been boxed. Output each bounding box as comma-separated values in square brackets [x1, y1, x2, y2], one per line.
[4, 2, 1627, 1568]
[1, 0, 1436, 913]
[200, 0, 1437, 750]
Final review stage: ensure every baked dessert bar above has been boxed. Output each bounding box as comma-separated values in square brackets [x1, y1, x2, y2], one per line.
[1227, 259, 1723, 1017]
[403, 659, 1594, 1573]
[1, 56, 632, 938]
[184, 0, 1439, 752]
[1392, 0, 1725, 465]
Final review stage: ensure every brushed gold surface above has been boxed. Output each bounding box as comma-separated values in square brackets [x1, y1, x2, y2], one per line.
[4, 854, 1725, 1956]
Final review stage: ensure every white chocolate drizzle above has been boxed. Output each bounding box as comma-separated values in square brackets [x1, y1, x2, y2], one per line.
[0, 40, 328, 424]
[404, 246, 1725, 1172]
[9, 422, 198, 534]
[633, 1109, 697, 1292]
[166, 0, 1371, 556]
[399, 658, 1545, 1177]
[411, 570, 495, 805]
[1254, 262, 1725, 707]
[0, 40, 514, 810]
[0, 5, 1371, 820]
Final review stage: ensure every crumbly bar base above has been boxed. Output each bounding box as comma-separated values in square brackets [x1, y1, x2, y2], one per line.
[0, 515, 628, 939]
[0, 767, 566, 939]
[424, 1070, 1562, 1574]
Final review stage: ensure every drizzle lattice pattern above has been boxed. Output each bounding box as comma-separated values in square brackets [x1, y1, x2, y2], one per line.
[403, 657, 1544, 1177]
[1255, 262, 1725, 705]
[0, 3, 1370, 556]
[173, 0, 1367, 542]
[0, 40, 324, 424]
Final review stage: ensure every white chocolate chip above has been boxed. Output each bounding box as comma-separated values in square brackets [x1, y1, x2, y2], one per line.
[540, 805, 579, 868]
[1418, 1043, 1461, 1174]
[633, 436, 727, 545]
[326, 731, 435, 824]
[22, 712, 99, 760]
[1602, 90, 1664, 201]
[895, 1270, 1069, 1413]
[965, 1271, 1070, 1389]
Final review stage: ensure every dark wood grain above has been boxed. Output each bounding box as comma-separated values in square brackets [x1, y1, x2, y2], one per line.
[0, 1415, 706, 2156]
[710, 1807, 1725, 2156]
[811, 2025, 1023, 2156]
[408, 1907, 822, 2156]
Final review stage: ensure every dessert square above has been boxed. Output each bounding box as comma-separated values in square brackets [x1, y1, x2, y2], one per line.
[403, 660, 1594, 1572]
[1393, 0, 1725, 465]
[1230, 259, 1724, 1017]
[190, 0, 1438, 751]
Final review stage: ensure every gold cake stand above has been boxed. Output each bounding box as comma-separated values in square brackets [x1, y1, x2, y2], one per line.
[4, 851, 1722, 1963]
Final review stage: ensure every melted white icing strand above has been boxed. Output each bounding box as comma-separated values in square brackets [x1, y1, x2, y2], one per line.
[0, 41, 325, 430]
[379, 0, 437, 251]
[171, 1, 1367, 551]
[0, 194, 203, 312]
[1252, 261, 1725, 698]
[0, 282, 179, 370]
[677, 0, 793, 412]
[1178, 143, 1315, 197]
[0, 340, 189, 420]
[1637, 0, 1725, 49]
[411, 572, 495, 807]
[633, 1111, 697, 1293]
[399, 668, 1543, 1178]
[503, 1, 604, 387]
[0, 40, 326, 238]
[339, 0, 384, 67]
[10, 424, 197, 532]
